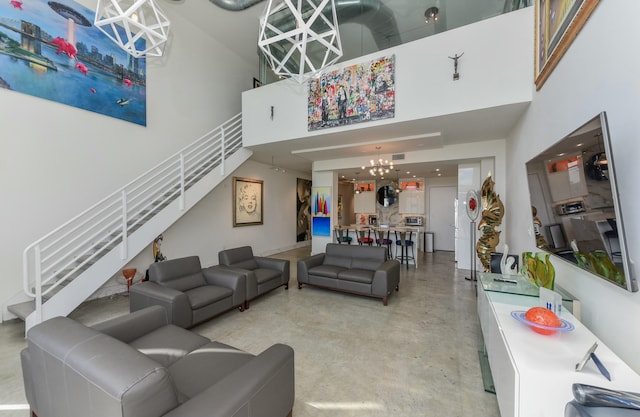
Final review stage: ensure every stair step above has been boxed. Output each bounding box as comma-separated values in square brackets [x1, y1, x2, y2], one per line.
[7, 300, 35, 320]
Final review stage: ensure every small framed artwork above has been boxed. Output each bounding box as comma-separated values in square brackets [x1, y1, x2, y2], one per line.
[535, 0, 600, 90]
[233, 177, 263, 227]
[253, 78, 262, 88]
[311, 186, 331, 236]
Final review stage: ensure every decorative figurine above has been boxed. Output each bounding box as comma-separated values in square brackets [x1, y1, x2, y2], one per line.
[448, 52, 464, 80]
[153, 234, 167, 262]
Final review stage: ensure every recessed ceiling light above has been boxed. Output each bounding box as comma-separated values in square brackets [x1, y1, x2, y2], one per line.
[406, 171, 410, 174]
[435, 168, 440, 171]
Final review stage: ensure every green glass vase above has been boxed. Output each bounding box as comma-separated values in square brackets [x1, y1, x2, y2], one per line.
[521, 252, 555, 290]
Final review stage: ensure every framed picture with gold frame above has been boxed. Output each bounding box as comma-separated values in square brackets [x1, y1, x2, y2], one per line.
[233, 177, 263, 227]
[535, 0, 600, 90]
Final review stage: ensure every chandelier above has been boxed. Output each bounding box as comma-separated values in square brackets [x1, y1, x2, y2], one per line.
[94, 0, 170, 58]
[362, 146, 393, 177]
[257, 0, 343, 83]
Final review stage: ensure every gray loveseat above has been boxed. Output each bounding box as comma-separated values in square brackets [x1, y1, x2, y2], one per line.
[130, 256, 246, 328]
[20, 306, 295, 417]
[297, 243, 401, 305]
[218, 246, 290, 309]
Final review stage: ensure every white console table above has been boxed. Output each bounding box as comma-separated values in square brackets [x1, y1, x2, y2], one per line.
[477, 272, 640, 417]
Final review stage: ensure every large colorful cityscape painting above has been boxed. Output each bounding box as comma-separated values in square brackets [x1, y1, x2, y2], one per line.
[307, 55, 395, 131]
[0, 0, 146, 125]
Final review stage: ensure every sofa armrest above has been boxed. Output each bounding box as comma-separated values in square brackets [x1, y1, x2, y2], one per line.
[92, 305, 168, 343]
[371, 259, 401, 297]
[130, 282, 193, 329]
[163, 344, 294, 417]
[202, 266, 247, 308]
[296, 253, 325, 284]
[255, 257, 290, 284]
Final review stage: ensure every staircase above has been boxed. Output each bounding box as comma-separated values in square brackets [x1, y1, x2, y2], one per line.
[11, 113, 251, 334]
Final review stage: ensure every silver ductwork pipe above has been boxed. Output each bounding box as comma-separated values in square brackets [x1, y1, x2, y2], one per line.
[209, 0, 401, 49]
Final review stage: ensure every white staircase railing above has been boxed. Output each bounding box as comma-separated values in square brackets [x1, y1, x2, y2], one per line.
[21, 113, 245, 328]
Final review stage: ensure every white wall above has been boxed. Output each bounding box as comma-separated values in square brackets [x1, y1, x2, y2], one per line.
[0, 6, 257, 316]
[241, 8, 533, 147]
[505, 0, 640, 371]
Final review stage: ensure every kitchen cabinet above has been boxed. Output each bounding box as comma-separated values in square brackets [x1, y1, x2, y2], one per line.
[399, 190, 424, 214]
[354, 191, 376, 213]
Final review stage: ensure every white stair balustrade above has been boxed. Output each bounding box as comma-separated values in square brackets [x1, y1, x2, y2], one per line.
[15, 113, 250, 334]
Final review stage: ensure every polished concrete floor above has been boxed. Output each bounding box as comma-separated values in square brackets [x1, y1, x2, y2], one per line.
[0, 248, 500, 417]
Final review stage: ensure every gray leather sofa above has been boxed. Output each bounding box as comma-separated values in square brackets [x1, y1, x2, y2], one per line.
[130, 256, 246, 328]
[218, 246, 290, 309]
[297, 243, 401, 305]
[21, 306, 295, 417]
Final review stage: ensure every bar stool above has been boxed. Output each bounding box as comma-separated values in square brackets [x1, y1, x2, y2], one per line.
[376, 229, 393, 259]
[334, 227, 352, 244]
[357, 228, 374, 246]
[395, 229, 415, 268]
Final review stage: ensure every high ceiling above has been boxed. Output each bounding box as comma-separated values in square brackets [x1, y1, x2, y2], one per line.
[162, 0, 530, 179]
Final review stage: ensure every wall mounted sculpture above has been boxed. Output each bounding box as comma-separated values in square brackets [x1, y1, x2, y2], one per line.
[477, 173, 504, 271]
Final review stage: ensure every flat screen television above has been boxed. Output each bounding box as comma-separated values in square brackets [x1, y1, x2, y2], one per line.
[525, 112, 637, 292]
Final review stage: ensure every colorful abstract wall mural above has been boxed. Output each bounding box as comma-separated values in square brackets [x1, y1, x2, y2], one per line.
[296, 178, 312, 242]
[311, 186, 331, 237]
[307, 55, 395, 131]
[0, 0, 147, 125]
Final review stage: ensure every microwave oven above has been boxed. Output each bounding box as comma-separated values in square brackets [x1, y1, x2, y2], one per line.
[557, 201, 585, 215]
[405, 217, 423, 226]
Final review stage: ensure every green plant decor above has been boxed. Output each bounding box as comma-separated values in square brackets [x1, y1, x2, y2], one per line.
[521, 252, 555, 290]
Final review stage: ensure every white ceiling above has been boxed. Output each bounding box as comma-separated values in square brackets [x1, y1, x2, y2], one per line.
[161, 0, 528, 179]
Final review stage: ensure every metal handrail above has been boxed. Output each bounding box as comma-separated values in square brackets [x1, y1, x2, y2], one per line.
[22, 113, 242, 313]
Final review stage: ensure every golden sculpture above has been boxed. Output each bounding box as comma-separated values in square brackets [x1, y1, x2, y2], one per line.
[477, 173, 504, 271]
[531, 205, 549, 249]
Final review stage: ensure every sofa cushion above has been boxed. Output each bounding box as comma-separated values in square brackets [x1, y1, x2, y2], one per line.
[219, 246, 255, 266]
[185, 285, 233, 309]
[163, 272, 207, 292]
[254, 267, 281, 284]
[26, 317, 179, 417]
[169, 341, 254, 402]
[308, 264, 346, 279]
[129, 324, 210, 367]
[337, 269, 375, 284]
[230, 258, 259, 270]
[323, 255, 352, 269]
[351, 258, 383, 271]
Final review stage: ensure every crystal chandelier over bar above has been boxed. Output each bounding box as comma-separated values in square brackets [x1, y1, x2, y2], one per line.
[362, 146, 393, 177]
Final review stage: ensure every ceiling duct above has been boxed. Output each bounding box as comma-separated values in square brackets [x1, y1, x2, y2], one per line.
[209, 0, 400, 50]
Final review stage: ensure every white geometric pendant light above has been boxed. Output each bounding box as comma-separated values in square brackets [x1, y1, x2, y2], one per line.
[94, 0, 170, 58]
[258, 0, 343, 83]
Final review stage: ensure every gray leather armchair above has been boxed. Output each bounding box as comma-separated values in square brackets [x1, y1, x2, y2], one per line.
[218, 246, 290, 309]
[130, 256, 246, 328]
[21, 306, 295, 417]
